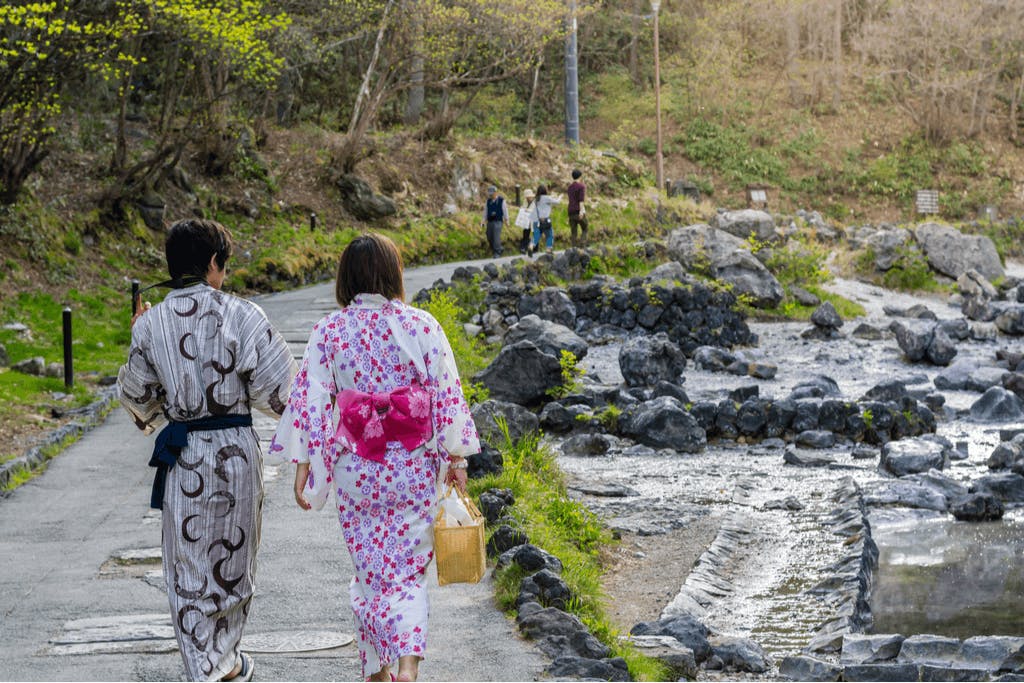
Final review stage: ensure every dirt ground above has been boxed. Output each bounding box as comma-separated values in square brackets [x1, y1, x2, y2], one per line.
[599, 516, 722, 633]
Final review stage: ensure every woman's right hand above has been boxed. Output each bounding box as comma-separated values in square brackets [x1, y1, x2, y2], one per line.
[294, 462, 312, 510]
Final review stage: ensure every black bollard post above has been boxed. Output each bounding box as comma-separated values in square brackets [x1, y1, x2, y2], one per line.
[515, 184, 521, 206]
[62, 307, 73, 389]
[131, 279, 140, 316]
[310, 212, 317, 231]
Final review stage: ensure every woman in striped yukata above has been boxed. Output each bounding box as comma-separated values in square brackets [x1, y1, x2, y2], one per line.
[119, 219, 296, 681]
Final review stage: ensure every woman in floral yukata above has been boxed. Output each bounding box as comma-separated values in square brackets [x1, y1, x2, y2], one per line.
[270, 233, 480, 682]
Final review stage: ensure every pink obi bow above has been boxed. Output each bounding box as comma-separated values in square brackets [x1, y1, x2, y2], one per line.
[335, 384, 433, 463]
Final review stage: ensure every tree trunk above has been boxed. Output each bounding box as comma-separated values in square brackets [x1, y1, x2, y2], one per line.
[832, 0, 843, 109]
[629, 0, 641, 86]
[348, 0, 394, 137]
[526, 56, 543, 134]
[1010, 66, 1024, 144]
[404, 9, 424, 125]
[785, 7, 800, 105]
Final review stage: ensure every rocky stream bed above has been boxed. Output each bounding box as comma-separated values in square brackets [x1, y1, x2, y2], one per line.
[421, 213, 1024, 681]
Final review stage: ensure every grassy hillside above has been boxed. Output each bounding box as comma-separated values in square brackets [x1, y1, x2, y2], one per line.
[3, 3, 1024, 465]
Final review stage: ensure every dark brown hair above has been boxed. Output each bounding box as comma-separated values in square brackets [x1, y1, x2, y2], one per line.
[335, 233, 405, 306]
[165, 218, 233, 280]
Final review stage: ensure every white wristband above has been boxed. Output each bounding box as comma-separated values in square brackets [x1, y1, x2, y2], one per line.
[450, 460, 468, 470]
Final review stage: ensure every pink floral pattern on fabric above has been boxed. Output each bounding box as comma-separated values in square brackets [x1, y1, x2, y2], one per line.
[270, 293, 480, 677]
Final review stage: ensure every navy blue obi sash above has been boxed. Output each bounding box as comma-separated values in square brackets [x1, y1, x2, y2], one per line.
[149, 414, 253, 509]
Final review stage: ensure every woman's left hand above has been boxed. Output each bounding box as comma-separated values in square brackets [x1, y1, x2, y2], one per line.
[446, 466, 467, 494]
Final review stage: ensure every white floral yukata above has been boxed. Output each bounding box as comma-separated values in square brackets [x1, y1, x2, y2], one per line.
[270, 293, 480, 676]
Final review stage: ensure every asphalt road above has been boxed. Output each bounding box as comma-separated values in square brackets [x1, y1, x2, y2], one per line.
[0, 253, 546, 681]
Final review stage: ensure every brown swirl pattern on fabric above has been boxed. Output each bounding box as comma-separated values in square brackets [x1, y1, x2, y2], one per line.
[118, 284, 295, 680]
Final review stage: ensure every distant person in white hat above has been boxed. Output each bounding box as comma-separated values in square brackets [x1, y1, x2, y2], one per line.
[519, 188, 536, 255]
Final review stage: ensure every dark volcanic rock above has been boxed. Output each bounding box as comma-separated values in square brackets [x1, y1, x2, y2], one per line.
[710, 636, 772, 674]
[472, 399, 540, 443]
[545, 656, 630, 682]
[620, 396, 706, 452]
[504, 314, 588, 361]
[631, 614, 712, 663]
[487, 524, 529, 556]
[971, 387, 1024, 421]
[517, 288, 578, 328]
[474, 341, 562, 405]
[618, 332, 687, 387]
[950, 492, 1005, 521]
[880, 438, 951, 477]
[779, 655, 841, 681]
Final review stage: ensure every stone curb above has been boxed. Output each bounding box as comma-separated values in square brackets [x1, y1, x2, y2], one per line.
[0, 386, 119, 492]
[803, 477, 877, 655]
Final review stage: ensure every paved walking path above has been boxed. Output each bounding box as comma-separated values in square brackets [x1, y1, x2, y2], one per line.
[0, 254, 546, 681]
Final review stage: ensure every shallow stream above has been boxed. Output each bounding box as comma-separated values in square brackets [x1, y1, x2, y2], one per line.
[556, 274, 1024, 662]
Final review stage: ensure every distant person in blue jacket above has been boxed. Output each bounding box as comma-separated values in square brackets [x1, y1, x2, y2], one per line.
[481, 185, 508, 258]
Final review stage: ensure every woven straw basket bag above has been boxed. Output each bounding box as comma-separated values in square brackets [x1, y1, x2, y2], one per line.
[434, 486, 486, 586]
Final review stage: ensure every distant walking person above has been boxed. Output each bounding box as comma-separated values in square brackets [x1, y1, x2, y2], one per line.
[271, 233, 480, 682]
[119, 218, 296, 682]
[529, 184, 561, 255]
[567, 168, 588, 247]
[519, 188, 536, 255]
[481, 185, 508, 258]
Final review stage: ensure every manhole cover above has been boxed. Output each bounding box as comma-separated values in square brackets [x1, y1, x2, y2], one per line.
[242, 631, 353, 653]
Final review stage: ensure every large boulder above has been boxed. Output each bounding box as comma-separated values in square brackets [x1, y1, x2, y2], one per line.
[891, 321, 957, 366]
[618, 332, 687, 387]
[714, 250, 785, 308]
[474, 341, 562, 405]
[504, 314, 588, 361]
[471, 399, 540, 444]
[710, 209, 777, 242]
[958, 269, 998, 321]
[970, 387, 1024, 421]
[619, 396, 707, 453]
[710, 636, 772, 674]
[336, 174, 397, 220]
[880, 437, 952, 477]
[914, 222, 1004, 281]
[866, 228, 913, 271]
[666, 224, 783, 308]
[631, 614, 713, 663]
[517, 288, 577, 328]
[667, 223, 746, 267]
[995, 305, 1024, 335]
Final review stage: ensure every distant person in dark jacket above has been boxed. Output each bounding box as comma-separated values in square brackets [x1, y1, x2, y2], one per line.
[567, 169, 588, 248]
[481, 185, 508, 259]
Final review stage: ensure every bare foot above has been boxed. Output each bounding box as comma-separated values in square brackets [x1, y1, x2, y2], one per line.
[366, 666, 391, 682]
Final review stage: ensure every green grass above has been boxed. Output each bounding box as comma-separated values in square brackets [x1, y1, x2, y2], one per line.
[468, 430, 671, 681]
[758, 286, 867, 321]
[1, 430, 83, 490]
[853, 246, 943, 293]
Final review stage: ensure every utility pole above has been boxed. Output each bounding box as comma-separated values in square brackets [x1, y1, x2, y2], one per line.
[652, 0, 664, 192]
[565, 0, 580, 145]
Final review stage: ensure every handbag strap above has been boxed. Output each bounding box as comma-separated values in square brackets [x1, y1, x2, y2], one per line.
[443, 484, 483, 521]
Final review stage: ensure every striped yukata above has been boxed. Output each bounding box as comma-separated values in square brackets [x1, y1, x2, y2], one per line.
[118, 283, 296, 681]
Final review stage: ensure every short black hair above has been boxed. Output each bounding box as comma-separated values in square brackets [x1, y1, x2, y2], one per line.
[536, 184, 548, 197]
[571, 169, 582, 180]
[165, 219, 232, 281]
